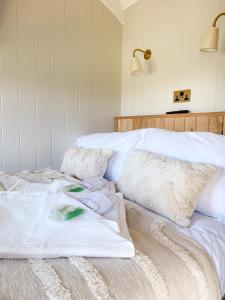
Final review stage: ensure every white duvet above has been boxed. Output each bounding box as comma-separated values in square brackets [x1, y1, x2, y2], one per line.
[179, 213, 225, 295]
[0, 172, 134, 258]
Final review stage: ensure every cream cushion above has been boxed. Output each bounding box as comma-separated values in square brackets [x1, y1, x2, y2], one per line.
[117, 150, 216, 227]
[137, 128, 225, 218]
[61, 147, 114, 180]
[76, 130, 143, 181]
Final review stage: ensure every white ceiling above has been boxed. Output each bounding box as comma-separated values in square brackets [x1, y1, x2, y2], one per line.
[100, 0, 140, 23]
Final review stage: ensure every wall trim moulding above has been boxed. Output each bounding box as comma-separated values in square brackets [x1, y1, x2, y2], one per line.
[119, 0, 140, 9]
[100, 0, 125, 24]
[99, 0, 140, 23]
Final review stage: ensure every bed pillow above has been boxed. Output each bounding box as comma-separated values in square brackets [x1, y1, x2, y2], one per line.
[137, 128, 225, 218]
[76, 130, 142, 181]
[116, 150, 216, 227]
[61, 147, 114, 180]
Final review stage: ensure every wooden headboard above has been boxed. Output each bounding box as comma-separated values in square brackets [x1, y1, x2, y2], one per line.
[114, 112, 225, 134]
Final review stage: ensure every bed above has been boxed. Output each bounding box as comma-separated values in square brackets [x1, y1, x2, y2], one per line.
[114, 111, 225, 300]
[0, 111, 224, 300]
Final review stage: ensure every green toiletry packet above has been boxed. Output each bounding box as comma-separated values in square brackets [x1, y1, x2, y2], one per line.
[62, 185, 85, 193]
[50, 205, 85, 222]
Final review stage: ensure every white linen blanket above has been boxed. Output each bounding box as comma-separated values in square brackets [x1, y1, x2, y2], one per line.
[0, 171, 134, 258]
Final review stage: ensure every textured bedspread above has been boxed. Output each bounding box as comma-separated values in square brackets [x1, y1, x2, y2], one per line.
[0, 201, 220, 300]
[0, 171, 221, 300]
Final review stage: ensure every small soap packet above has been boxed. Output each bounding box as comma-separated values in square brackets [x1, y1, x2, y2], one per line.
[62, 185, 85, 193]
[62, 184, 90, 201]
[49, 205, 85, 222]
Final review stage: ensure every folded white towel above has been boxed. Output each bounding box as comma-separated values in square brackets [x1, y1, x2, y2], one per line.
[0, 175, 134, 258]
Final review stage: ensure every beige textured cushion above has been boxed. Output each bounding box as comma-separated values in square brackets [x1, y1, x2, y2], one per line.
[61, 147, 114, 180]
[117, 150, 216, 227]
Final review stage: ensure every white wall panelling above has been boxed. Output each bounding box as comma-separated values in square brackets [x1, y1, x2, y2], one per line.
[2, 0, 222, 171]
[121, 0, 225, 115]
[0, 0, 122, 172]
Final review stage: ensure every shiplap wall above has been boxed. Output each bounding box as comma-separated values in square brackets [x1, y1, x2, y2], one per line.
[121, 0, 225, 115]
[0, 0, 122, 172]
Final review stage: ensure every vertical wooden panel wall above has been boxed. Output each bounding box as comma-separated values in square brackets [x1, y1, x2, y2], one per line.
[114, 112, 225, 134]
[0, 0, 122, 172]
[121, 0, 225, 116]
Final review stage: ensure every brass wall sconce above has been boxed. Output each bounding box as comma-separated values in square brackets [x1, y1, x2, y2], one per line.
[200, 12, 225, 52]
[131, 48, 152, 75]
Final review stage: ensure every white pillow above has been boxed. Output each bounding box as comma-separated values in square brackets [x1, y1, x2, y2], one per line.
[137, 128, 225, 218]
[77, 130, 142, 181]
[117, 150, 216, 227]
[61, 147, 113, 180]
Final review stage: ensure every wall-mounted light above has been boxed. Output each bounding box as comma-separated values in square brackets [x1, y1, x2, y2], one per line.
[200, 12, 225, 52]
[131, 48, 152, 75]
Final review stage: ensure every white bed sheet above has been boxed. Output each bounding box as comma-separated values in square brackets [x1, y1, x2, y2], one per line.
[179, 213, 225, 296]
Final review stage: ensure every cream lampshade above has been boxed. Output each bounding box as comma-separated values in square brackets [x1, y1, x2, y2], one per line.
[131, 49, 151, 76]
[131, 57, 142, 75]
[200, 27, 219, 52]
[200, 12, 225, 52]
